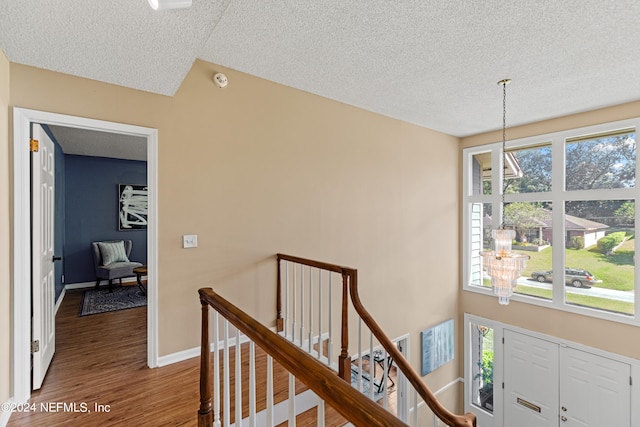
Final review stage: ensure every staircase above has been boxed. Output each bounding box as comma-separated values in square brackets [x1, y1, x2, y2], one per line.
[198, 254, 476, 427]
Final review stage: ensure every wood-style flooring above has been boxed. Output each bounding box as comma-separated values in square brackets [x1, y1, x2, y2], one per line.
[8, 287, 399, 426]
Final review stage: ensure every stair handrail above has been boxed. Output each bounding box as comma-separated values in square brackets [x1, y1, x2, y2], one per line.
[276, 253, 476, 427]
[198, 287, 408, 427]
[347, 269, 476, 427]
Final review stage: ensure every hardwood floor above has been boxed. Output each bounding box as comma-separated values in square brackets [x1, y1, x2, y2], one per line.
[8, 287, 394, 427]
[8, 288, 201, 427]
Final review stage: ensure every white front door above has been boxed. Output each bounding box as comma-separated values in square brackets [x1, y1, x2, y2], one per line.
[560, 346, 630, 426]
[504, 330, 559, 427]
[31, 123, 56, 390]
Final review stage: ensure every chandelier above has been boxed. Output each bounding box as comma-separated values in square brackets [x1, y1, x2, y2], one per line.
[480, 79, 529, 305]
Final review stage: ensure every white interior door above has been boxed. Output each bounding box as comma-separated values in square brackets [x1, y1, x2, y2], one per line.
[560, 347, 630, 426]
[31, 123, 56, 390]
[504, 330, 559, 427]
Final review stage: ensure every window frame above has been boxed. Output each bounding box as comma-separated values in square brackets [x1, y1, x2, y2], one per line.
[462, 118, 640, 325]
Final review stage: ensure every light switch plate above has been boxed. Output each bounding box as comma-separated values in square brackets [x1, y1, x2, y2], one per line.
[183, 234, 198, 248]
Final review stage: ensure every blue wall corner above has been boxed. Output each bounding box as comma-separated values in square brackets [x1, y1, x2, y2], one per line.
[65, 155, 147, 284]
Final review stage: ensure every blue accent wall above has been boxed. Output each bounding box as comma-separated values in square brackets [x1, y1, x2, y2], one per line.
[64, 155, 147, 284]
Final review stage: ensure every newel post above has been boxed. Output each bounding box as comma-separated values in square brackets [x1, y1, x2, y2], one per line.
[198, 293, 213, 427]
[337, 269, 352, 381]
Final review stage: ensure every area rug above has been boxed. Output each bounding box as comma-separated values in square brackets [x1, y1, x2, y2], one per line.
[351, 366, 386, 402]
[80, 286, 147, 316]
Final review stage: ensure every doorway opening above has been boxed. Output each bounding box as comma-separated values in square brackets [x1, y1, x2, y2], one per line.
[12, 107, 158, 402]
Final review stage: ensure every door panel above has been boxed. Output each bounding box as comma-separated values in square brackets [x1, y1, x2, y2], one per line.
[31, 123, 56, 390]
[504, 330, 559, 427]
[560, 347, 630, 426]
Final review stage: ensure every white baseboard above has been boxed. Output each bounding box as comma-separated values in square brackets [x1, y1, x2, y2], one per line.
[55, 287, 67, 315]
[157, 346, 200, 367]
[64, 277, 136, 291]
[0, 397, 13, 427]
[64, 281, 95, 290]
[157, 329, 267, 367]
[408, 377, 464, 424]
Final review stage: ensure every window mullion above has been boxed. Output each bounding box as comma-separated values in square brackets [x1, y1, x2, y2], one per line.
[551, 136, 565, 305]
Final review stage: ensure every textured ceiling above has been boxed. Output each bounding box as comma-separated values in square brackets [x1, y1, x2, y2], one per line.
[47, 125, 147, 161]
[2, 0, 640, 140]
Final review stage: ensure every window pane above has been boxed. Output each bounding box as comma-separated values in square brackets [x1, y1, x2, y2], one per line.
[471, 152, 492, 195]
[470, 203, 492, 287]
[470, 323, 494, 413]
[564, 200, 634, 316]
[504, 202, 553, 301]
[566, 131, 636, 191]
[505, 144, 552, 193]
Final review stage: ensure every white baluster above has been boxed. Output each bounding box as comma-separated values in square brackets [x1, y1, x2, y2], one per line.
[369, 332, 374, 400]
[266, 355, 274, 427]
[412, 388, 418, 427]
[328, 273, 333, 367]
[284, 260, 289, 339]
[308, 266, 313, 353]
[357, 318, 363, 391]
[317, 269, 322, 360]
[248, 341, 256, 426]
[292, 263, 297, 344]
[235, 329, 242, 427]
[288, 373, 296, 426]
[300, 264, 305, 347]
[317, 400, 325, 427]
[382, 349, 389, 409]
[213, 312, 221, 427]
[223, 320, 230, 427]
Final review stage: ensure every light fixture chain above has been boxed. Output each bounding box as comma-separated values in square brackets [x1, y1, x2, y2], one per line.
[502, 81, 507, 153]
[499, 79, 510, 229]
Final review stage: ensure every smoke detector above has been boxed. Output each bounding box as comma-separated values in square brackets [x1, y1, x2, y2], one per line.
[213, 73, 228, 89]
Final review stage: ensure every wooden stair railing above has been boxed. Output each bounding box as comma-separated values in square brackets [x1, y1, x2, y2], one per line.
[276, 254, 476, 427]
[198, 287, 409, 427]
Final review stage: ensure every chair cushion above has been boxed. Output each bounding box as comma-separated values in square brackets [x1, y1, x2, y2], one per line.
[98, 241, 130, 265]
[96, 261, 143, 280]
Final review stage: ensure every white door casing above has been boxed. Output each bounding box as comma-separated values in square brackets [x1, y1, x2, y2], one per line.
[12, 108, 158, 402]
[504, 330, 559, 427]
[560, 346, 631, 426]
[31, 124, 56, 390]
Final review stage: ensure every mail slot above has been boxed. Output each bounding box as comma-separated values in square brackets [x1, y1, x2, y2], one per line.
[517, 397, 541, 413]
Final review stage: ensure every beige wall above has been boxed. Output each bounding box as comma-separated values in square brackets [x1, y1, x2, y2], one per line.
[0, 49, 10, 406]
[8, 60, 461, 393]
[460, 101, 640, 359]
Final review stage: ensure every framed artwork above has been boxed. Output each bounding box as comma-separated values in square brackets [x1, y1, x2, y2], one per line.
[421, 319, 454, 376]
[119, 184, 148, 230]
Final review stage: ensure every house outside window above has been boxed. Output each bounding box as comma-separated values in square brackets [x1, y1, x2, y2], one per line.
[463, 118, 639, 324]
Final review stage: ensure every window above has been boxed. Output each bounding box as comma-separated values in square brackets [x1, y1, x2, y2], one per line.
[470, 322, 494, 413]
[463, 119, 639, 324]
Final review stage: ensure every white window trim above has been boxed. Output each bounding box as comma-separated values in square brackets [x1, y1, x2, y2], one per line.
[462, 118, 640, 326]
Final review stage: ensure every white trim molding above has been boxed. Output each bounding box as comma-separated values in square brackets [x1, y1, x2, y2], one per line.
[11, 107, 159, 402]
[0, 398, 13, 427]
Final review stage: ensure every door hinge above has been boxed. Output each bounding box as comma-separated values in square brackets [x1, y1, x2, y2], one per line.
[630, 376, 633, 386]
[31, 340, 40, 353]
[502, 382, 505, 389]
[502, 337, 505, 344]
[30, 139, 39, 152]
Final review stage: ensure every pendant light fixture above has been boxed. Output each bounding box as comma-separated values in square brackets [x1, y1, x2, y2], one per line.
[148, 0, 192, 10]
[480, 79, 529, 305]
